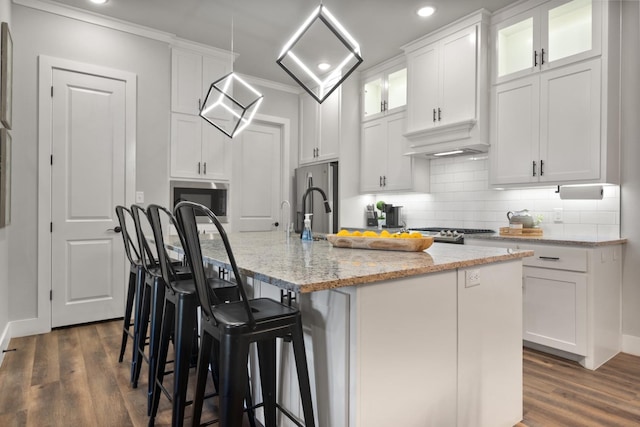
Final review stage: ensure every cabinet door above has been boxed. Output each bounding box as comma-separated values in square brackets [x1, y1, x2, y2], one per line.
[360, 120, 386, 192]
[523, 267, 587, 355]
[490, 76, 540, 185]
[541, 0, 601, 70]
[493, 10, 538, 84]
[201, 55, 232, 120]
[171, 49, 202, 115]
[383, 113, 413, 191]
[318, 88, 341, 161]
[406, 43, 439, 132]
[440, 26, 478, 125]
[171, 113, 203, 179]
[299, 92, 319, 165]
[201, 119, 231, 181]
[539, 58, 601, 183]
[362, 75, 384, 120]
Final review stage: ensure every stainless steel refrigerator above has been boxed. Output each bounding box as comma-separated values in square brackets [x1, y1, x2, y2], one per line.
[294, 162, 339, 234]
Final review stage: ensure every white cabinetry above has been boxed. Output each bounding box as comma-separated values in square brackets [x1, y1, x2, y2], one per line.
[467, 238, 623, 370]
[299, 88, 340, 165]
[402, 12, 489, 156]
[360, 58, 428, 193]
[362, 58, 406, 121]
[360, 111, 428, 192]
[170, 46, 233, 180]
[490, 0, 620, 186]
[493, 0, 601, 84]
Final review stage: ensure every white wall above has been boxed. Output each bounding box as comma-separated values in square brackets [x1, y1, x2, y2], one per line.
[620, 1, 640, 346]
[7, 4, 299, 330]
[0, 0, 11, 363]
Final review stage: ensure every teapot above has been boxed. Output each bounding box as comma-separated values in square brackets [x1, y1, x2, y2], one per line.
[507, 209, 534, 228]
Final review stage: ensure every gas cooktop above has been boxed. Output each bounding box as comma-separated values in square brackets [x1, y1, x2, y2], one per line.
[408, 227, 496, 244]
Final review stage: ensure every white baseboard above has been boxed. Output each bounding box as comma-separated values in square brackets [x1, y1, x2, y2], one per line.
[9, 317, 50, 339]
[0, 321, 11, 368]
[622, 334, 640, 356]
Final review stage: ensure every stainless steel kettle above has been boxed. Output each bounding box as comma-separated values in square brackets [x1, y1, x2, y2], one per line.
[507, 209, 534, 228]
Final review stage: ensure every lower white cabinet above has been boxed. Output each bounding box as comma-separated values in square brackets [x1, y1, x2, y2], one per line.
[523, 267, 587, 355]
[466, 238, 623, 370]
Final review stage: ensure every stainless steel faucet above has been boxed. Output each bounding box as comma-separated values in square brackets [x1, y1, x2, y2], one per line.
[280, 200, 291, 239]
[301, 186, 331, 239]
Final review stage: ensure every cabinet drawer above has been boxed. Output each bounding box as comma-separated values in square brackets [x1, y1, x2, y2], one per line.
[519, 244, 587, 272]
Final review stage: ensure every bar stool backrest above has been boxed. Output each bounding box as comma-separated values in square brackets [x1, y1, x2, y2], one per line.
[175, 201, 256, 327]
[115, 205, 141, 265]
[130, 204, 160, 275]
[146, 204, 189, 292]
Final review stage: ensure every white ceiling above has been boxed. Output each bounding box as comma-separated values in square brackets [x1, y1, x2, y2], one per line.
[49, 0, 519, 85]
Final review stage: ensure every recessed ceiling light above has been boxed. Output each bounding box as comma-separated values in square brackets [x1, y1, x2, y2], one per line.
[90, 0, 108, 5]
[417, 6, 436, 17]
[317, 62, 331, 71]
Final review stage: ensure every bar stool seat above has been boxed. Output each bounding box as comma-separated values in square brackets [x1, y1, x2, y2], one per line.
[176, 201, 316, 427]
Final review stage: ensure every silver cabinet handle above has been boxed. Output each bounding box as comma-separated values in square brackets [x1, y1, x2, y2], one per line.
[539, 256, 560, 261]
[198, 162, 201, 174]
[383, 176, 387, 186]
[541, 48, 545, 65]
[532, 161, 537, 177]
[107, 226, 122, 233]
[540, 160, 544, 176]
[433, 108, 436, 122]
[198, 98, 201, 111]
[379, 176, 383, 187]
[203, 162, 207, 175]
[438, 107, 442, 121]
[534, 50, 538, 67]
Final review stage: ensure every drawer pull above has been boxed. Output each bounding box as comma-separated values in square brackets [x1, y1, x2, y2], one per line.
[539, 256, 560, 261]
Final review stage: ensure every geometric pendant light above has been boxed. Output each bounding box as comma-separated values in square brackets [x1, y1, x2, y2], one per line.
[199, 72, 263, 138]
[277, 4, 363, 103]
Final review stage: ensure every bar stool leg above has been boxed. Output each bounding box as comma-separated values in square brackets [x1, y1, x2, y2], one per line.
[133, 279, 152, 388]
[191, 331, 214, 427]
[257, 340, 277, 427]
[147, 282, 166, 414]
[148, 299, 175, 427]
[171, 296, 198, 427]
[219, 334, 249, 427]
[118, 270, 137, 363]
[291, 320, 316, 427]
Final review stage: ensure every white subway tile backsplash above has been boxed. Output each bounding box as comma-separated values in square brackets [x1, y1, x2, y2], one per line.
[386, 155, 620, 238]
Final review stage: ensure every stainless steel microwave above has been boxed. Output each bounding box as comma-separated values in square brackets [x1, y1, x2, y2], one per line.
[170, 180, 228, 223]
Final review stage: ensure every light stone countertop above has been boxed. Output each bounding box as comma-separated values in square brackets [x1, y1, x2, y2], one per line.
[466, 233, 627, 247]
[167, 231, 533, 293]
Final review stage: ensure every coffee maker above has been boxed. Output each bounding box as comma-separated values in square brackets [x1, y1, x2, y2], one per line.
[383, 204, 403, 228]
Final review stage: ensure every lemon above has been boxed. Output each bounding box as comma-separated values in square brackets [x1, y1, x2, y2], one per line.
[400, 232, 410, 238]
[337, 229, 351, 236]
[352, 230, 363, 237]
[363, 231, 378, 238]
[410, 232, 422, 239]
[380, 230, 391, 237]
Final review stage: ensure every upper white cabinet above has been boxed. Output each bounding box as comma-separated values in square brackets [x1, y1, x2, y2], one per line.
[490, 0, 620, 187]
[402, 11, 490, 156]
[170, 46, 233, 180]
[171, 48, 232, 115]
[494, 0, 600, 84]
[362, 59, 407, 121]
[299, 87, 341, 165]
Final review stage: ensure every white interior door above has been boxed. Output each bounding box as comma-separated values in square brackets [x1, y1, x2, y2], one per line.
[232, 121, 282, 231]
[50, 68, 127, 327]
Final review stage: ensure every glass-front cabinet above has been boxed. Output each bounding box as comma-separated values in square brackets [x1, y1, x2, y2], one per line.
[493, 0, 600, 84]
[362, 60, 407, 121]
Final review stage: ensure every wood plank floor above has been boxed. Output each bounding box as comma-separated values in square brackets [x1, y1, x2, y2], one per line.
[1, 319, 640, 426]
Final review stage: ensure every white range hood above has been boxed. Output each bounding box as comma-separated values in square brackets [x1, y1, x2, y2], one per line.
[403, 119, 489, 158]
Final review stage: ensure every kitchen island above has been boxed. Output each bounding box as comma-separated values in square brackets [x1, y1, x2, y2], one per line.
[167, 232, 533, 427]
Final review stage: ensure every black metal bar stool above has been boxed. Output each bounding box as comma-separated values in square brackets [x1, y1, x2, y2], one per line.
[129, 204, 191, 412]
[175, 201, 316, 427]
[115, 205, 146, 380]
[146, 204, 251, 427]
